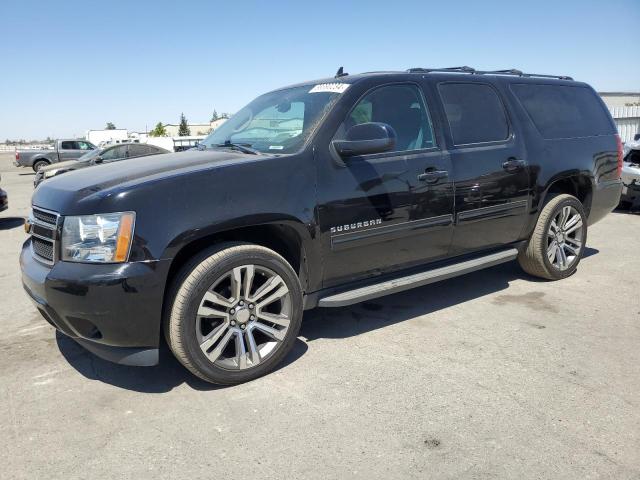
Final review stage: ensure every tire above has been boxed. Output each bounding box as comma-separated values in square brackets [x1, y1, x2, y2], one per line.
[518, 194, 588, 280]
[32, 160, 49, 172]
[165, 242, 303, 385]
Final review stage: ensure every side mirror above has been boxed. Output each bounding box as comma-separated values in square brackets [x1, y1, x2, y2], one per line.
[92, 156, 103, 165]
[332, 122, 396, 158]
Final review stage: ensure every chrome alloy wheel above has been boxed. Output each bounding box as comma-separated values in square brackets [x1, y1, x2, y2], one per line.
[195, 265, 292, 370]
[546, 205, 584, 271]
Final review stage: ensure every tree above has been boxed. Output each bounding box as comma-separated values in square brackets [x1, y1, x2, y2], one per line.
[210, 110, 219, 122]
[149, 122, 167, 137]
[105, 122, 116, 130]
[221, 112, 230, 119]
[178, 113, 191, 136]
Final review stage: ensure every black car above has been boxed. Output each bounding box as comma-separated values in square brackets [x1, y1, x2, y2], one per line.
[0, 175, 7, 212]
[21, 67, 623, 384]
[34, 143, 169, 187]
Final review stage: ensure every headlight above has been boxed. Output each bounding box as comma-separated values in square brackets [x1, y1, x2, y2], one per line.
[61, 212, 135, 263]
[43, 169, 60, 178]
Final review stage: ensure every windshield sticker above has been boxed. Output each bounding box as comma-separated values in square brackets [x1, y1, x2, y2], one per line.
[309, 83, 350, 94]
[268, 145, 284, 150]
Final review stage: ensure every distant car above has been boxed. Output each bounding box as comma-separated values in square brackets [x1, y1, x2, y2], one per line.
[34, 143, 170, 187]
[0, 174, 7, 212]
[15, 139, 97, 172]
[620, 136, 640, 209]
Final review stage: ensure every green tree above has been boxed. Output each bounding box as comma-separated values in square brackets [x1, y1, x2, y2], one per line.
[178, 113, 191, 136]
[210, 110, 219, 122]
[149, 122, 167, 137]
[105, 122, 116, 130]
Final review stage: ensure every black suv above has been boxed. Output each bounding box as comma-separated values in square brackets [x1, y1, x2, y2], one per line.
[21, 67, 623, 384]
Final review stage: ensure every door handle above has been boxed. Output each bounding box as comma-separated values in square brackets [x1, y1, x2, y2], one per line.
[418, 169, 448, 184]
[502, 158, 526, 172]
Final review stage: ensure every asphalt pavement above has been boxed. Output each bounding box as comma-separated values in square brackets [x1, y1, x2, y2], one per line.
[1, 152, 639, 479]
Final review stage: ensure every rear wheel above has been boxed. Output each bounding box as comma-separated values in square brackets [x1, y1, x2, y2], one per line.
[165, 243, 303, 385]
[518, 194, 587, 280]
[32, 160, 49, 172]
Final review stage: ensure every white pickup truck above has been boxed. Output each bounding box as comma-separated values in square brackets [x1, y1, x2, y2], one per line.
[14, 139, 97, 172]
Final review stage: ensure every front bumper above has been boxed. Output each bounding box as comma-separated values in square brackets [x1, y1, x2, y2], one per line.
[20, 239, 171, 366]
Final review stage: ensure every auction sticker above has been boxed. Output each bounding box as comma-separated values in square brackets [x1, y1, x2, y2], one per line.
[309, 83, 350, 94]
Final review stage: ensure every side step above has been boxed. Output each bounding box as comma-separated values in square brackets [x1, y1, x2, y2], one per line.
[318, 248, 519, 308]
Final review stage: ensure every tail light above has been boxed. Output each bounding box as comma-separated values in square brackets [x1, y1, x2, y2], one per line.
[615, 134, 623, 179]
[15, 151, 19, 161]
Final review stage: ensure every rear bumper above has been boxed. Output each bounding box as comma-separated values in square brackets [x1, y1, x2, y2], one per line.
[20, 239, 171, 366]
[588, 180, 622, 225]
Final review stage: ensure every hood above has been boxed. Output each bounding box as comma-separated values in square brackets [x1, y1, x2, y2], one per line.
[32, 149, 262, 213]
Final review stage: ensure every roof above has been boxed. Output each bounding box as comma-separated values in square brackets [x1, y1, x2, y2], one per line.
[272, 67, 583, 93]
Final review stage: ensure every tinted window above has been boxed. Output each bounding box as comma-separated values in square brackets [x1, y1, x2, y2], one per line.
[100, 145, 127, 160]
[60, 141, 76, 150]
[511, 84, 615, 139]
[335, 84, 435, 152]
[128, 145, 151, 157]
[439, 83, 509, 145]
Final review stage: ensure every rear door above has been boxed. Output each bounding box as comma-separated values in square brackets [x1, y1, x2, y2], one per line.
[437, 81, 530, 255]
[316, 82, 455, 288]
[58, 141, 81, 161]
[58, 140, 93, 161]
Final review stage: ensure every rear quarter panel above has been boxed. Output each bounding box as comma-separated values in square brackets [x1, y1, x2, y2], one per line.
[503, 81, 620, 234]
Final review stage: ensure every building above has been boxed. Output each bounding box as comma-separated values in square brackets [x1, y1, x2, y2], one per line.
[163, 119, 227, 137]
[599, 92, 640, 143]
[86, 128, 129, 145]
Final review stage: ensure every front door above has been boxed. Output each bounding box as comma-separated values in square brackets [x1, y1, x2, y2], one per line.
[316, 83, 455, 288]
[436, 81, 530, 255]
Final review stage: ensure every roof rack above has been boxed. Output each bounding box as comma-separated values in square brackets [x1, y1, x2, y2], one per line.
[406, 66, 572, 81]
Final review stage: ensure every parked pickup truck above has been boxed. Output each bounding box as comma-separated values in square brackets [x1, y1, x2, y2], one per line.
[21, 67, 623, 385]
[14, 139, 97, 172]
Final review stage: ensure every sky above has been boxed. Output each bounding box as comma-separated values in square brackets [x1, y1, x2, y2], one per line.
[0, 0, 638, 140]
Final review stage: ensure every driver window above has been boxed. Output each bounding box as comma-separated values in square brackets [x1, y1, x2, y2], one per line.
[335, 84, 435, 153]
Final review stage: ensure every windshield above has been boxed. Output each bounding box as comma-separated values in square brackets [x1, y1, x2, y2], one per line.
[77, 148, 102, 162]
[200, 84, 348, 154]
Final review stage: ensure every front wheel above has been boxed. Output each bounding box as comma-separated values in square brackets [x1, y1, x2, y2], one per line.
[518, 194, 588, 280]
[165, 243, 303, 385]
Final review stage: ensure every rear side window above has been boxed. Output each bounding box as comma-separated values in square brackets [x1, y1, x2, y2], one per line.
[61, 141, 76, 150]
[438, 83, 509, 145]
[129, 144, 151, 157]
[511, 84, 615, 139]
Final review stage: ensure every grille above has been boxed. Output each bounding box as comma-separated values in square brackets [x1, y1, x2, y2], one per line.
[32, 208, 57, 225]
[30, 207, 59, 265]
[32, 237, 54, 261]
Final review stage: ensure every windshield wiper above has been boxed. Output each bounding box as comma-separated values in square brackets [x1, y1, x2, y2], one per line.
[215, 141, 259, 155]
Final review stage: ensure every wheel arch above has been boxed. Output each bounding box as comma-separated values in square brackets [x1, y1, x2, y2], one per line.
[31, 156, 51, 167]
[162, 221, 315, 310]
[540, 173, 593, 216]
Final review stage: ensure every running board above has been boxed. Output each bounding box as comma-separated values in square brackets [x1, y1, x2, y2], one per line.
[318, 248, 519, 308]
